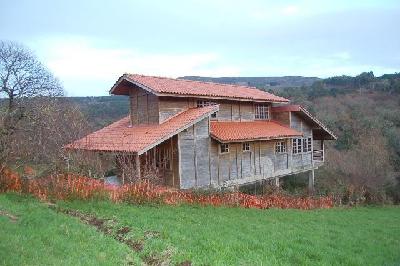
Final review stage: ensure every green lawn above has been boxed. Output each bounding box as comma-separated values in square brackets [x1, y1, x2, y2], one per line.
[1, 193, 399, 265]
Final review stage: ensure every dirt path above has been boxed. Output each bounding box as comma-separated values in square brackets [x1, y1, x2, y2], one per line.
[0, 210, 18, 222]
[48, 205, 189, 266]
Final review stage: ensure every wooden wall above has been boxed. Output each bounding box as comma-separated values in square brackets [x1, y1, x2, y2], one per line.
[216, 101, 261, 121]
[209, 140, 288, 185]
[158, 97, 193, 123]
[129, 86, 159, 125]
[178, 117, 211, 189]
[291, 113, 312, 136]
[272, 111, 290, 126]
[290, 113, 313, 170]
[175, 112, 317, 188]
[158, 97, 270, 123]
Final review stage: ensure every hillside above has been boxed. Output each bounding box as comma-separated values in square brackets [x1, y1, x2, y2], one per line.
[179, 76, 320, 89]
[68, 95, 129, 129]
[1, 193, 399, 265]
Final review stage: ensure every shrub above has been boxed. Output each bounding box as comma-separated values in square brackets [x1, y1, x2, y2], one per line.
[0, 168, 333, 210]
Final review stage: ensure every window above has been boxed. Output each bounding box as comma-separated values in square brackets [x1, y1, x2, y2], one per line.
[197, 100, 217, 118]
[275, 141, 287, 153]
[293, 137, 312, 154]
[255, 104, 269, 120]
[220, 143, 229, 154]
[303, 137, 312, 152]
[292, 138, 302, 154]
[242, 142, 250, 152]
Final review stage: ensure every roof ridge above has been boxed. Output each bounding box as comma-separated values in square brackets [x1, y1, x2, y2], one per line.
[126, 73, 280, 94]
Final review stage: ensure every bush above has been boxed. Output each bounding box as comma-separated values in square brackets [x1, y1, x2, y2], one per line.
[0, 168, 333, 210]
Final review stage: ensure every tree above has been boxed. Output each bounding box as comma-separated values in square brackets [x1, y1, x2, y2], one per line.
[0, 41, 63, 110]
[0, 41, 64, 169]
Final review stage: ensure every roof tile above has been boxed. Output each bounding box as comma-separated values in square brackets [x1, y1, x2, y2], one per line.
[65, 106, 217, 154]
[210, 121, 302, 142]
[111, 74, 289, 102]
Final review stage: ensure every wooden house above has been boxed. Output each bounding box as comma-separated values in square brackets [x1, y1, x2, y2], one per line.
[66, 74, 336, 189]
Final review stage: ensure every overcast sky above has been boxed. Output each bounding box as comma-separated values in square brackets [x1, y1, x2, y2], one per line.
[1, 0, 399, 96]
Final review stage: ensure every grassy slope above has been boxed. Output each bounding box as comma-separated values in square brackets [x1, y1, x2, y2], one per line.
[1, 193, 400, 265]
[0, 194, 137, 266]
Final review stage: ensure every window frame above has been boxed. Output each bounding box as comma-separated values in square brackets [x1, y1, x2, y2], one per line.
[254, 104, 270, 120]
[293, 137, 312, 154]
[275, 140, 287, 154]
[242, 142, 250, 152]
[292, 138, 302, 154]
[219, 143, 230, 154]
[302, 137, 312, 153]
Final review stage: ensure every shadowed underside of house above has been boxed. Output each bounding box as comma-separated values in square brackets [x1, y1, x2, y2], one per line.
[65, 74, 336, 189]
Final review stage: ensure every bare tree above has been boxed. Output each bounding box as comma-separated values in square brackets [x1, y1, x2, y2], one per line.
[0, 41, 63, 110]
[0, 40, 64, 169]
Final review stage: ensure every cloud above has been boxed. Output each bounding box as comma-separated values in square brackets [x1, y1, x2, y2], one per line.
[31, 37, 241, 95]
[282, 5, 300, 16]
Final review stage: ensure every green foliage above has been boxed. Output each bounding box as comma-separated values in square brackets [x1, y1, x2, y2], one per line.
[69, 96, 129, 129]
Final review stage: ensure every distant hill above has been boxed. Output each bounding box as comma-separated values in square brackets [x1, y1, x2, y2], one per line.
[179, 76, 320, 89]
[69, 96, 129, 129]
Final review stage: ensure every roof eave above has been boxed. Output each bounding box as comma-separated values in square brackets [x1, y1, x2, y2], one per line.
[110, 75, 289, 103]
[210, 134, 303, 143]
[109, 74, 159, 96]
[298, 106, 337, 140]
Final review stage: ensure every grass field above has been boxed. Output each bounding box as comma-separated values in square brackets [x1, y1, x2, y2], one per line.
[1, 193, 399, 265]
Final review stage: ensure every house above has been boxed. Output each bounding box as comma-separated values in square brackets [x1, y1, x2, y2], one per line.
[66, 74, 336, 189]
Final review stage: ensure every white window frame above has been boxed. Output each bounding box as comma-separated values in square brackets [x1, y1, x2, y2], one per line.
[302, 137, 312, 152]
[242, 142, 250, 152]
[293, 137, 312, 154]
[292, 138, 302, 154]
[220, 143, 230, 154]
[255, 104, 269, 120]
[275, 140, 287, 154]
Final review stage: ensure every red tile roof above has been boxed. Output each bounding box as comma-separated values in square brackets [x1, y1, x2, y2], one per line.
[65, 106, 218, 154]
[210, 121, 303, 143]
[111, 74, 289, 102]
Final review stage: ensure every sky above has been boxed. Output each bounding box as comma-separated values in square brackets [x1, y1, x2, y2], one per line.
[1, 0, 399, 96]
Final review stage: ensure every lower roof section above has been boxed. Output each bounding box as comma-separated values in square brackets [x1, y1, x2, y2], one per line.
[210, 121, 303, 143]
[65, 105, 218, 155]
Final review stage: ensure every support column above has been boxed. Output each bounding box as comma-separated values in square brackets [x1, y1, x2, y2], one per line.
[135, 153, 141, 179]
[308, 169, 315, 192]
[274, 177, 280, 187]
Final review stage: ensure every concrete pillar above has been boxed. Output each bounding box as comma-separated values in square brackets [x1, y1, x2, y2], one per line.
[135, 153, 141, 179]
[274, 177, 280, 187]
[308, 169, 315, 192]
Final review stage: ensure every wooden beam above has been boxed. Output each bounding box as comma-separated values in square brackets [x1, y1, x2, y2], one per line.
[308, 169, 315, 192]
[208, 118, 212, 185]
[193, 125, 198, 187]
[170, 137, 175, 187]
[135, 153, 141, 179]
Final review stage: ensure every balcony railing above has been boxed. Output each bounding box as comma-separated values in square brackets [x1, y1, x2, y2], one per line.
[313, 149, 324, 162]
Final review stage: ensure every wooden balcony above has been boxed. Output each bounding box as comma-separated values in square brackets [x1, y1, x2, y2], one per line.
[313, 149, 324, 162]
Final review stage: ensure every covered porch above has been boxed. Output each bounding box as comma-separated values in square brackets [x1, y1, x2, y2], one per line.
[115, 135, 179, 187]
